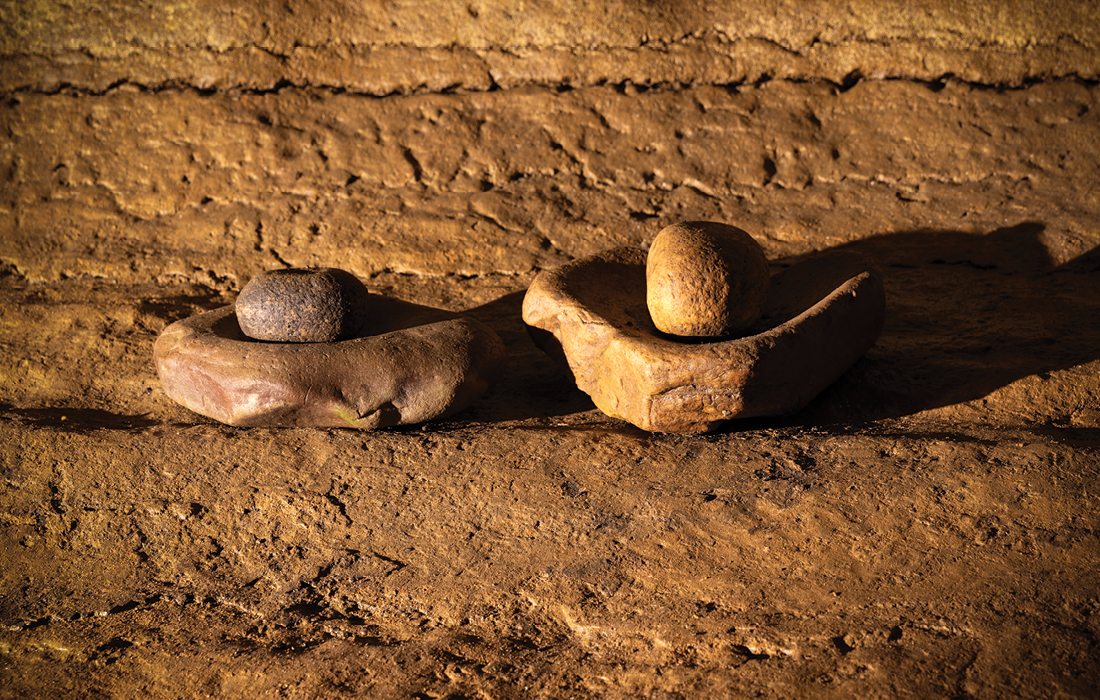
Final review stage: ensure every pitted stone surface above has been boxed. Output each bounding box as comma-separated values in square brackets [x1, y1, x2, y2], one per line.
[646, 221, 770, 338]
[235, 267, 369, 343]
[524, 248, 885, 432]
[155, 297, 504, 428]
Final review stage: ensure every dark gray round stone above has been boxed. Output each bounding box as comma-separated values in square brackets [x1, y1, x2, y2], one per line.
[235, 268, 368, 342]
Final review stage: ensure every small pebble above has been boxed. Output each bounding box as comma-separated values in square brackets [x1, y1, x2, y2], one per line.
[645, 221, 769, 338]
[235, 268, 368, 342]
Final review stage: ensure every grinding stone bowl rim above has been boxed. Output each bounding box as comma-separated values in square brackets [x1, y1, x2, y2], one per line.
[154, 305, 504, 429]
[521, 246, 886, 433]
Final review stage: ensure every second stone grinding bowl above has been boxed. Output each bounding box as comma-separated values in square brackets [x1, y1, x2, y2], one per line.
[522, 246, 886, 433]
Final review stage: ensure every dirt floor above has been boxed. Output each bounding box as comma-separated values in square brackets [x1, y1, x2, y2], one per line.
[1, 2, 1099, 697]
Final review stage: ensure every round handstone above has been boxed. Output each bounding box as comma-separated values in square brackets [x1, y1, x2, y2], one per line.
[645, 221, 770, 338]
[236, 268, 368, 342]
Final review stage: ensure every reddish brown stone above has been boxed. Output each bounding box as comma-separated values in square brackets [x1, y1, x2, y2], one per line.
[154, 296, 505, 428]
[523, 247, 885, 432]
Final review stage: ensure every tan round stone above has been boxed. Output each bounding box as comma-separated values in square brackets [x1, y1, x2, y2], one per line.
[645, 221, 770, 338]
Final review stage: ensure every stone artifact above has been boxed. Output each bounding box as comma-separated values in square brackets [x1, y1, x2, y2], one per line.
[646, 222, 770, 338]
[523, 229, 885, 433]
[236, 267, 369, 342]
[155, 269, 505, 428]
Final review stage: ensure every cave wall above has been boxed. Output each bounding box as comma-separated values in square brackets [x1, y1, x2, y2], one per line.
[1, 0, 1098, 292]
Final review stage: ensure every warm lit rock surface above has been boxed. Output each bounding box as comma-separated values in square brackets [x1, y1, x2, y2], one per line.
[3, 80, 1098, 288]
[2, 0, 1098, 92]
[155, 298, 505, 428]
[1, 1, 1099, 696]
[524, 248, 884, 433]
[645, 222, 771, 338]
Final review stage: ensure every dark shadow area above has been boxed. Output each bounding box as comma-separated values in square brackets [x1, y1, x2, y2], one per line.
[136, 288, 227, 325]
[457, 221, 1098, 431]
[730, 221, 1100, 429]
[458, 290, 595, 423]
[1027, 425, 1100, 448]
[0, 405, 159, 432]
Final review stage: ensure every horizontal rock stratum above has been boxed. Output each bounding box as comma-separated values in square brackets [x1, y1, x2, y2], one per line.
[2, 0, 1098, 92]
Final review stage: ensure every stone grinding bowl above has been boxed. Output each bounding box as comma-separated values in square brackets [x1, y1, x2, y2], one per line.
[154, 295, 505, 428]
[522, 247, 886, 433]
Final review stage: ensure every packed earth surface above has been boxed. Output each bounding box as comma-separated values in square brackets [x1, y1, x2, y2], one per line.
[1, 1, 1099, 697]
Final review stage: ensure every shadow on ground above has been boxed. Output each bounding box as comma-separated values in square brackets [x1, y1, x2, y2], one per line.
[799, 221, 1099, 424]
[460, 221, 1099, 429]
[0, 405, 159, 432]
[459, 290, 596, 424]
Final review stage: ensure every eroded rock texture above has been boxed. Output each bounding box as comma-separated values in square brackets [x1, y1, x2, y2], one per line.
[1, 1, 1099, 697]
